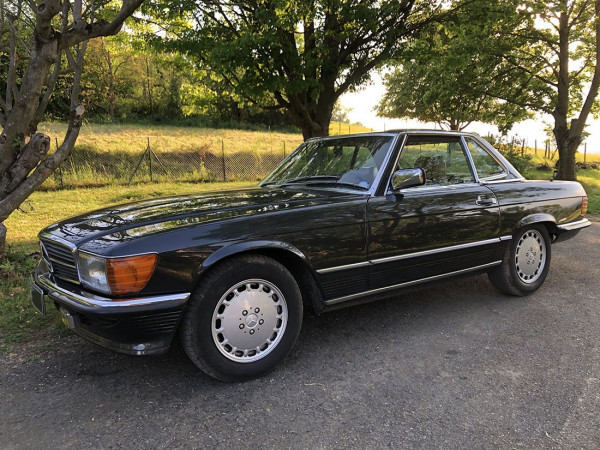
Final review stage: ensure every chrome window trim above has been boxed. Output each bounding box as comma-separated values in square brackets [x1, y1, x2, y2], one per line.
[324, 261, 502, 305]
[480, 173, 508, 182]
[481, 177, 526, 185]
[381, 133, 408, 195]
[316, 236, 511, 274]
[369, 133, 405, 196]
[460, 136, 480, 183]
[393, 182, 482, 194]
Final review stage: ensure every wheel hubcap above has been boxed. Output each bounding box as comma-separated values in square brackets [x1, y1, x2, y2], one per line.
[211, 279, 288, 363]
[515, 230, 546, 284]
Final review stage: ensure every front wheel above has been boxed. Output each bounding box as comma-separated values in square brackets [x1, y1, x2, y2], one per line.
[488, 225, 552, 296]
[180, 254, 303, 382]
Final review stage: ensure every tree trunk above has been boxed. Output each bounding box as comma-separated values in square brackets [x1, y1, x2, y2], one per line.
[554, 132, 578, 180]
[299, 117, 331, 140]
[293, 97, 334, 141]
[0, 223, 6, 262]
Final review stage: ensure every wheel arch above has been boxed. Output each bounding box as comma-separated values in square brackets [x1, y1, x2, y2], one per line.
[515, 214, 560, 241]
[200, 241, 325, 315]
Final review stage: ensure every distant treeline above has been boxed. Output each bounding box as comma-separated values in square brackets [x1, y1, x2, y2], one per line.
[43, 36, 297, 129]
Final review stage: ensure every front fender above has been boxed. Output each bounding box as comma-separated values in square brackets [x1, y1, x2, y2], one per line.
[201, 240, 308, 270]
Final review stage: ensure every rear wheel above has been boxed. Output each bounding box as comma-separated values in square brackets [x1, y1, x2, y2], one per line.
[488, 225, 551, 296]
[180, 254, 303, 382]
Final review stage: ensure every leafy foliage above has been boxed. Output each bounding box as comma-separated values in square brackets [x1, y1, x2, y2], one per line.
[458, 0, 600, 180]
[147, 0, 455, 139]
[378, 2, 532, 132]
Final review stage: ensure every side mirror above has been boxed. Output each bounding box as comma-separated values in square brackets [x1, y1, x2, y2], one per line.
[391, 168, 425, 191]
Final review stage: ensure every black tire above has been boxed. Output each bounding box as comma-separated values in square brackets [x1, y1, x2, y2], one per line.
[488, 224, 552, 296]
[180, 254, 303, 382]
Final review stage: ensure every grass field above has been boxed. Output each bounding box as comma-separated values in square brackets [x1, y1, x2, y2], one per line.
[39, 121, 373, 156]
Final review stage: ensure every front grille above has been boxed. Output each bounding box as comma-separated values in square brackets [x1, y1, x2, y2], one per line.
[41, 239, 80, 284]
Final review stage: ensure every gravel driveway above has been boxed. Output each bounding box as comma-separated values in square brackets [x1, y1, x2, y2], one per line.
[1, 222, 599, 449]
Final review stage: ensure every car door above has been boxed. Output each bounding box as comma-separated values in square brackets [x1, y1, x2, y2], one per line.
[367, 134, 502, 291]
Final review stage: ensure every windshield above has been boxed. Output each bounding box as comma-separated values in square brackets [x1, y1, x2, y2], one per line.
[261, 135, 394, 190]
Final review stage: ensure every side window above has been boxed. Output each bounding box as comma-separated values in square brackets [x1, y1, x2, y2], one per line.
[464, 138, 506, 180]
[396, 136, 474, 186]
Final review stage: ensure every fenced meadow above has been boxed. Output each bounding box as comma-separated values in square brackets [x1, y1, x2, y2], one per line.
[45, 139, 291, 189]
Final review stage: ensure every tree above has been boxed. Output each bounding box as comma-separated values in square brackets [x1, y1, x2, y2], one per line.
[464, 0, 600, 180]
[376, 5, 532, 133]
[154, 0, 457, 140]
[0, 0, 144, 258]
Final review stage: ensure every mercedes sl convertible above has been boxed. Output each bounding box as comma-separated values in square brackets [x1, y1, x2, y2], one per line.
[31, 130, 590, 381]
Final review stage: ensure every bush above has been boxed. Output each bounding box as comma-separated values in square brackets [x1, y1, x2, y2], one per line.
[494, 145, 534, 174]
[536, 161, 552, 170]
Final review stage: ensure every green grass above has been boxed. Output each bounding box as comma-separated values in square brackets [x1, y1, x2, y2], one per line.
[0, 181, 254, 354]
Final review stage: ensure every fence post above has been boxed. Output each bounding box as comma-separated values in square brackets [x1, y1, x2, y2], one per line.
[283, 141, 286, 157]
[584, 142, 587, 164]
[221, 139, 226, 182]
[147, 138, 153, 181]
[521, 139, 525, 156]
[534, 140, 537, 157]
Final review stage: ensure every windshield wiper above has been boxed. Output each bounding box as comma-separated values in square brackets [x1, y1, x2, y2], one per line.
[279, 175, 340, 185]
[304, 180, 369, 191]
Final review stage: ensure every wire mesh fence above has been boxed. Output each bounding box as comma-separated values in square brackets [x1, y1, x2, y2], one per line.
[48, 138, 289, 189]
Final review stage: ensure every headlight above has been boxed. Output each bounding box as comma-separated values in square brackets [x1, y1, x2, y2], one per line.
[77, 252, 158, 295]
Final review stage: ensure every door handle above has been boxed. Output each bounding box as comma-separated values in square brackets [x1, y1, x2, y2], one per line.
[476, 195, 497, 206]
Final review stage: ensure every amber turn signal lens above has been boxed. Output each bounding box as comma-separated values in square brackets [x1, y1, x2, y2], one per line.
[106, 254, 158, 295]
[582, 196, 588, 215]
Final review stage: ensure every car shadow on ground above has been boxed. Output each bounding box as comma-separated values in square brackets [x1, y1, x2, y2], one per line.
[38, 273, 518, 387]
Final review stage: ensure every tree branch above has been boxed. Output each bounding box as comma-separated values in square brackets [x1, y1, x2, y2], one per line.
[571, 0, 600, 137]
[35, 0, 62, 41]
[59, 0, 144, 50]
[0, 106, 85, 222]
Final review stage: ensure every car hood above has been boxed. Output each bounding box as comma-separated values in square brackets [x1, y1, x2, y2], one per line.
[40, 187, 364, 248]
